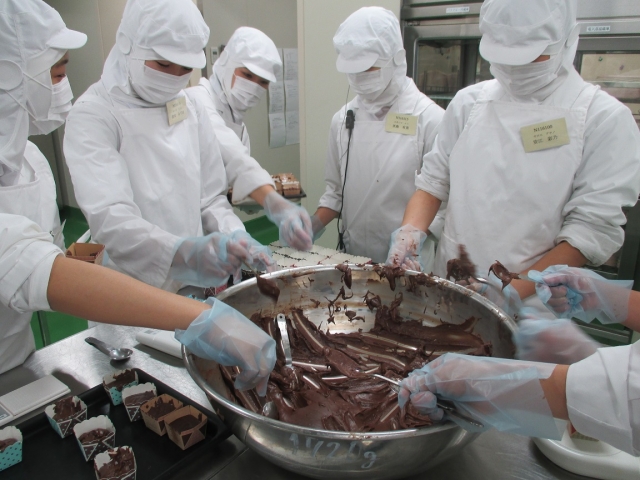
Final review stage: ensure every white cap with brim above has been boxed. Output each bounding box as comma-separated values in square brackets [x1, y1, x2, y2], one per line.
[479, 0, 572, 66]
[336, 51, 378, 74]
[243, 61, 276, 83]
[152, 46, 205, 70]
[48, 27, 87, 50]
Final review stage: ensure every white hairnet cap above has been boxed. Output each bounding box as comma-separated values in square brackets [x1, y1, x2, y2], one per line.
[219, 27, 281, 83]
[479, 0, 578, 66]
[116, 0, 209, 69]
[333, 7, 403, 74]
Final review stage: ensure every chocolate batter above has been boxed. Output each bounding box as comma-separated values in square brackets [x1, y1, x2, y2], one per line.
[96, 448, 135, 479]
[220, 271, 491, 432]
[168, 414, 202, 432]
[256, 274, 280, 303]
[124, 391, 156, 407]
[52, 396, 83, 421]
[373, 265, 405, 291]
[446, 245, 477, 282]
[488, 261, 520, 290]
[146, 397, 178, 419]
[79, 428, 112, 443]
[0, 438, 17, 452]
[335, 264, 352, 289]
[104, 370, 136, 391]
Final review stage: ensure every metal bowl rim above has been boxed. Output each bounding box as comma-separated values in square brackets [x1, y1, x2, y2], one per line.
[183, 264, 517, 440]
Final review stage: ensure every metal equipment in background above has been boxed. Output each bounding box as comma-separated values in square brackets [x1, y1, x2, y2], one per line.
[401, 0, 640, 345]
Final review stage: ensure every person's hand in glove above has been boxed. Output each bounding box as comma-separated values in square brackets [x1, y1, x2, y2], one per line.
[465, 274, 522, 318]
[263, 191, 313, 251]
[385, 224, 427, 271]
[398, 353, 562, 439]
[170, 232, 249, 288]
[528, 266, 633, 324]
[515, 318, 600, 364]
[310, 214, 326, 242]
[175, 298, 276, 396]
[230, 230, 278, 282]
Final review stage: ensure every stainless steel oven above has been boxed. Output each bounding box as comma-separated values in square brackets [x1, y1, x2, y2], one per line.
[402, 0, 640, 344]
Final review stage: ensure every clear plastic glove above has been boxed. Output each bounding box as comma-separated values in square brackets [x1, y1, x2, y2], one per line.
[175, 298, 276, 396]
[528, 266, 633, 324]
[230, 230, 278, 282]
[263, 191, 313, 251]
[170, 232, 248, 288]
[466, 275, 522, 318]
[515, 318, 600, 364]
[310, 214, 326, 242]
[398, 353, 561, 439]
[385, 224, 427, 271]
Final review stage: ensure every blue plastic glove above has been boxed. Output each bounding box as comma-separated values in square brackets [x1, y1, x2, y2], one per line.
[398, 353, 560, 439]
[515, 318, 600, 364]
[466, 275, 522, 319]
[175, 298, 276, 396]
[230, 230, 278, 282]
[385, 224, 427, 271]
[170, 232, 248, 288]
[528, 266, 633, 324]
[263, 191, 312, 251]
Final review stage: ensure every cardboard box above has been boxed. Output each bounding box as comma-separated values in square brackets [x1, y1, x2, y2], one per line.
[164, 405, 207, 450]
[66, 243, 105, 266]
[140, 394, 183, 436]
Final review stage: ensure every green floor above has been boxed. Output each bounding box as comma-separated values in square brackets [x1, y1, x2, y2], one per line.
[31, 207, 279, 350]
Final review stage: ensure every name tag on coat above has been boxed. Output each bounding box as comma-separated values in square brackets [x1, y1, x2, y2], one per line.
[166, 96, 188, 125]
[385, 113, 418, 135]
[520, 117, 570, 152]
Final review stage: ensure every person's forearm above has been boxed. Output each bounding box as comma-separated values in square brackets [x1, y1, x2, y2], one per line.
[513, 242, 587, 299]
[539, 364, 569, 420]
[47, 257, 209, 331]
[313, 207, 338, 226]
[402, 190, 442, 233]
[249, 185, 277, 206]
[623, 290, 640, 332]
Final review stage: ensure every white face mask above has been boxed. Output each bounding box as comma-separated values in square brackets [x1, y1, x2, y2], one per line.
[490, 54, 564, 98]
[128, 58, 191, 105]
[24, 69, 72, 135]
[347, 62, 396, 102]
[228, 74, 266, 112]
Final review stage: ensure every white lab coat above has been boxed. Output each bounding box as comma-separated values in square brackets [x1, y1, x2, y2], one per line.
[187, 78, 276, 203]
[417, 70, 640, 283]
[567, 341, 640, 455]
[63, 81, 251, 292]
[0, 144, 64, 373]
[318, 79, 444, 264]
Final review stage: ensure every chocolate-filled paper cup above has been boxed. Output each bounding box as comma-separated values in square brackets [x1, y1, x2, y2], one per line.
[73, 415, 116, 462]
[140, 394, 183, 436]
[122, 383, 157, 422]
[164, 405, 207, 450]
[103, 369, 138, 406]
[45, 396, 87, 438]
[94, 446, 136, 480]
[0, 426, 22, 472]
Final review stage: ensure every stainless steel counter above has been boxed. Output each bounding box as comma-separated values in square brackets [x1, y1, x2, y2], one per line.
[0, 325, 589, 480]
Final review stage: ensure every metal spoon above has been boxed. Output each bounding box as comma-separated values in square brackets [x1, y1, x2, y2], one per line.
[85, 337, 132, 362]
[276, 314, 293, 368]
[371, 374, 484, 430]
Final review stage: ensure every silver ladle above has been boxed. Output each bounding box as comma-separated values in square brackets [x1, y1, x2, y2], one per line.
[85, 337, 133, 362]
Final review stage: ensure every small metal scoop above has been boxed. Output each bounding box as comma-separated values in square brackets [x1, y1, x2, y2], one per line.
[371, 374, 484, 430]
[85, 337, 132, 362]
[276, 314, 293, 368]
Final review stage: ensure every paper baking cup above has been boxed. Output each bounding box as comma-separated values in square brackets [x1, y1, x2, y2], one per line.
[164, 405, 207, 450]
[103, 370, 138, 406]
[140, 394, 183, 436]
[74, 415, 116, 462]
[45, 396, 88, 438]
[0, 427, 22, 472]
[94, 446, 136, 480]
[122, 383, 157, 422]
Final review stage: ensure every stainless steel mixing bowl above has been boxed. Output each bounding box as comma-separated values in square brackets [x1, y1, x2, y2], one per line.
[184, 265, 517, 479]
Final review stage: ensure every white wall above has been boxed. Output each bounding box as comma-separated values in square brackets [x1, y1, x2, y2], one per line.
[201, 0, 299, 222]
[297, 0, 401, 248]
